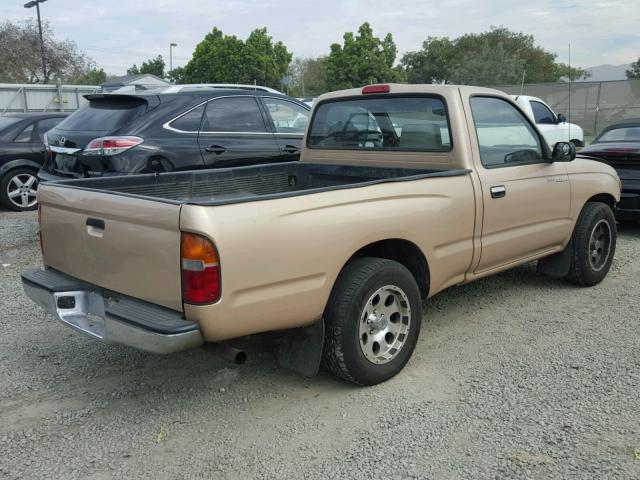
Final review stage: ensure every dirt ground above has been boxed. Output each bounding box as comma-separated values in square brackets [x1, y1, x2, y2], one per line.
[1, 210, 639, 479]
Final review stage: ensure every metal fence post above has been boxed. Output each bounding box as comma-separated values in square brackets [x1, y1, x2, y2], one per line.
[593, 82, 603, 137]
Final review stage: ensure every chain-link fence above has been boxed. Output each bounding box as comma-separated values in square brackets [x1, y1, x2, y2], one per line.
[495, 79, 640, 142]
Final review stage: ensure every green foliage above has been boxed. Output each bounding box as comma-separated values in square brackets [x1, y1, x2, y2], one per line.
[627, 58, 640, 79]
[183, 27, 292, 89]
[401, 26, 590, 86]
[324, 23, 402, 90]
[127, 55, 165, 77]
[69, 67, 107, 85]
[288, 56, 329, 96]
[167, 66, 185, 84]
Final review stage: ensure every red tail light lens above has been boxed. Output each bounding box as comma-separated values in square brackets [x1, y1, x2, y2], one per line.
[83, 136, 143, 156]
[362, 84, 390, 94]
[181, 233, 221, 304]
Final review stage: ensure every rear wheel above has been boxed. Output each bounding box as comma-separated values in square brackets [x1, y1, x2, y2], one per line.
[322, 257, 422, 386]
[0, 168, 38, 211]
[565, 202, 616, 286]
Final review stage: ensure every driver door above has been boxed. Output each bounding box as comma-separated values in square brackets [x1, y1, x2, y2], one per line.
[469, 96, 572, 273]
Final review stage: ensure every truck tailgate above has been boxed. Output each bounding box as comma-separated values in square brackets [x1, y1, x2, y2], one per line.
[38, 184, 183, 311]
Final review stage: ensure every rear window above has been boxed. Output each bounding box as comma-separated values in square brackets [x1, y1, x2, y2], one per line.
[597, 126, 640, 142]
[55, 99, 146, 132]
[307, 96, 451, 151]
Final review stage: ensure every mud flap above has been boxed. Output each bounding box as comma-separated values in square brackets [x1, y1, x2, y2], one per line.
[537, 240, 573, 278]
[277, 318, 324, 377]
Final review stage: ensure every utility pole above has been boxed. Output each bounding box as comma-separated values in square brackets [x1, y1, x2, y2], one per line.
[169, 42, 177, 77]
[24, 0, 48, 84]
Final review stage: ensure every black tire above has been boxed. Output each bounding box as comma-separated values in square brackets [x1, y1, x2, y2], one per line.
[322, 257, 422, 386]
[0, 168, 39, 212]
[565, 202, 616, 286]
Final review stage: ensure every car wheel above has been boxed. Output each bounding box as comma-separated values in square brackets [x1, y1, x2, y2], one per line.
[565, 202, 616, 286]
[322, 257, 422, 386]
[0, 168, 39, 211]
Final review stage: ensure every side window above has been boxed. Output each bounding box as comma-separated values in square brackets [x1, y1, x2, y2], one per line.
[169, 104, 205, 132]
[470, 96, 544, 168]
[33, 118, 63, 142]
[202, 97, 267, 133]
[530, 101, 556, 124]
[261, 98, 309, 134]
[14, 123, 34, 142]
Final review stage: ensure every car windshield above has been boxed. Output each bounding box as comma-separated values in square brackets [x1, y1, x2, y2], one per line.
[597, 126, 640, 142]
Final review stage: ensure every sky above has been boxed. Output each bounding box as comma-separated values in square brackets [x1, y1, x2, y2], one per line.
[3, 0, 639, 75]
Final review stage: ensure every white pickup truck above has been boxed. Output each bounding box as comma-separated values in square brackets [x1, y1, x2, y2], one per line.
[511, 95, 584, 148]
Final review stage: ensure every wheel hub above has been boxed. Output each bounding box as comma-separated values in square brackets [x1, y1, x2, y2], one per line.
[359, 285, 411, 365]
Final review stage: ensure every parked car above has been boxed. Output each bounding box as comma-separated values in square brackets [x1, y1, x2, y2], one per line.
[580, 118, 640, 221]
[39, 88, 310, 181]
[23, 84, 619, 386]
[0, 113, 68, 211]
[511, 95, 584, 148]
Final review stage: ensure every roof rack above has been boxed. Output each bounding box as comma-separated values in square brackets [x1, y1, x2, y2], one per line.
[161, 84, 282, 94]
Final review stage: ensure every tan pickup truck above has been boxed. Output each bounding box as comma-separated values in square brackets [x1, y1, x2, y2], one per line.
[22, 84, 620, 386]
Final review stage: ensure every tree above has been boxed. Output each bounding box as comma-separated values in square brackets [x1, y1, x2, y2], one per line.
[183, 27, 292, 89]
[401, 26, 589, 86]
[626, 58, 640, 79]
[324, 23, 402, 90]
[127, 55, 165, 77]
[167, 66, 185, 84]
[0, 19, 95, 83]
[288, 56, 328, 96]
[69, 68, 107, 85]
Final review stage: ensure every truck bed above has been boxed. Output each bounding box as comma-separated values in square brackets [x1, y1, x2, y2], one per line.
[47, 162, 470, 205]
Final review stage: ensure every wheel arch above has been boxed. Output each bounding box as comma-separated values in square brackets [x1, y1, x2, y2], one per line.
[0, 159, 41, 178]
[343, 238, 430, 299]
[586, 192, 616, 209]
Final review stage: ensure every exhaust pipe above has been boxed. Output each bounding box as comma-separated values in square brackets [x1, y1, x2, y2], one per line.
[205, 344, 247, 365]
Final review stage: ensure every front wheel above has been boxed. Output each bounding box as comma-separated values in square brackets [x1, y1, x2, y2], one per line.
[565, 202, 616, 286]
[322, 257, 422, 386]
[0, 168, 39, 211]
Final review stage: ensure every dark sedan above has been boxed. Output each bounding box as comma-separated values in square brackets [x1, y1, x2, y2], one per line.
[40, 87, 310, 181]
[0, 113, 68, 211]
[581, 119, 640, 221]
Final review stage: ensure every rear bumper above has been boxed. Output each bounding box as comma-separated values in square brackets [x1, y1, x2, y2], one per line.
[22, 268, 203, 354]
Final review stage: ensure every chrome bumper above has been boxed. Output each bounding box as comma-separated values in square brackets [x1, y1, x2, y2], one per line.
[22, 268, 203, 354]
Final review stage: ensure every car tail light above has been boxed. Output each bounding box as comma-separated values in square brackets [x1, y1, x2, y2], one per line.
[83, 136, 143, 156]
[362, 84, 390, 94]
[181, 232, 221, 304]
[37, 204, 44, 256]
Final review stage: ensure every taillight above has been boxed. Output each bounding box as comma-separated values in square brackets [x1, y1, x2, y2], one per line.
[82, 136, 143, 156]
[362, 84, 390, 94]
[37, 204, 44, 256]
[181, 232, 221, 304]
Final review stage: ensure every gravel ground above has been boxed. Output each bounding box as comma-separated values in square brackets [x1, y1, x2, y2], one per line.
[1, 209, 639, 479]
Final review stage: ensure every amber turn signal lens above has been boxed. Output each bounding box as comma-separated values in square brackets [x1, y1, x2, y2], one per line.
[181, 232, 219, 264]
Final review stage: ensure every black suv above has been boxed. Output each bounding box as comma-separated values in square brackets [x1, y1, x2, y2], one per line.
[0, 113, 67, 211]
[40, 88, 310, 180]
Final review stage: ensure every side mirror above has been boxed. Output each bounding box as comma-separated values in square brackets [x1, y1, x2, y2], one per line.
[556, 113, 567, 124]
[551, 141, 576, 162]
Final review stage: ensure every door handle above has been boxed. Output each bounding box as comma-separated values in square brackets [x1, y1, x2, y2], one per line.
[205, 145, 227, 154]
[280, 145, 300, 154]
[86, 218, 105, 229]
[490, 185, 506, 199]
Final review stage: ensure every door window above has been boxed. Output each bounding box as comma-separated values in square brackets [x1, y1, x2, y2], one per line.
[202, 97, 267, 133]
[14, 123, 34, 142]
[530, 101, 556, 124]
[261, 98, 309, 134]
[470, 96, 544, 168]
[34, 118, 63, 142]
